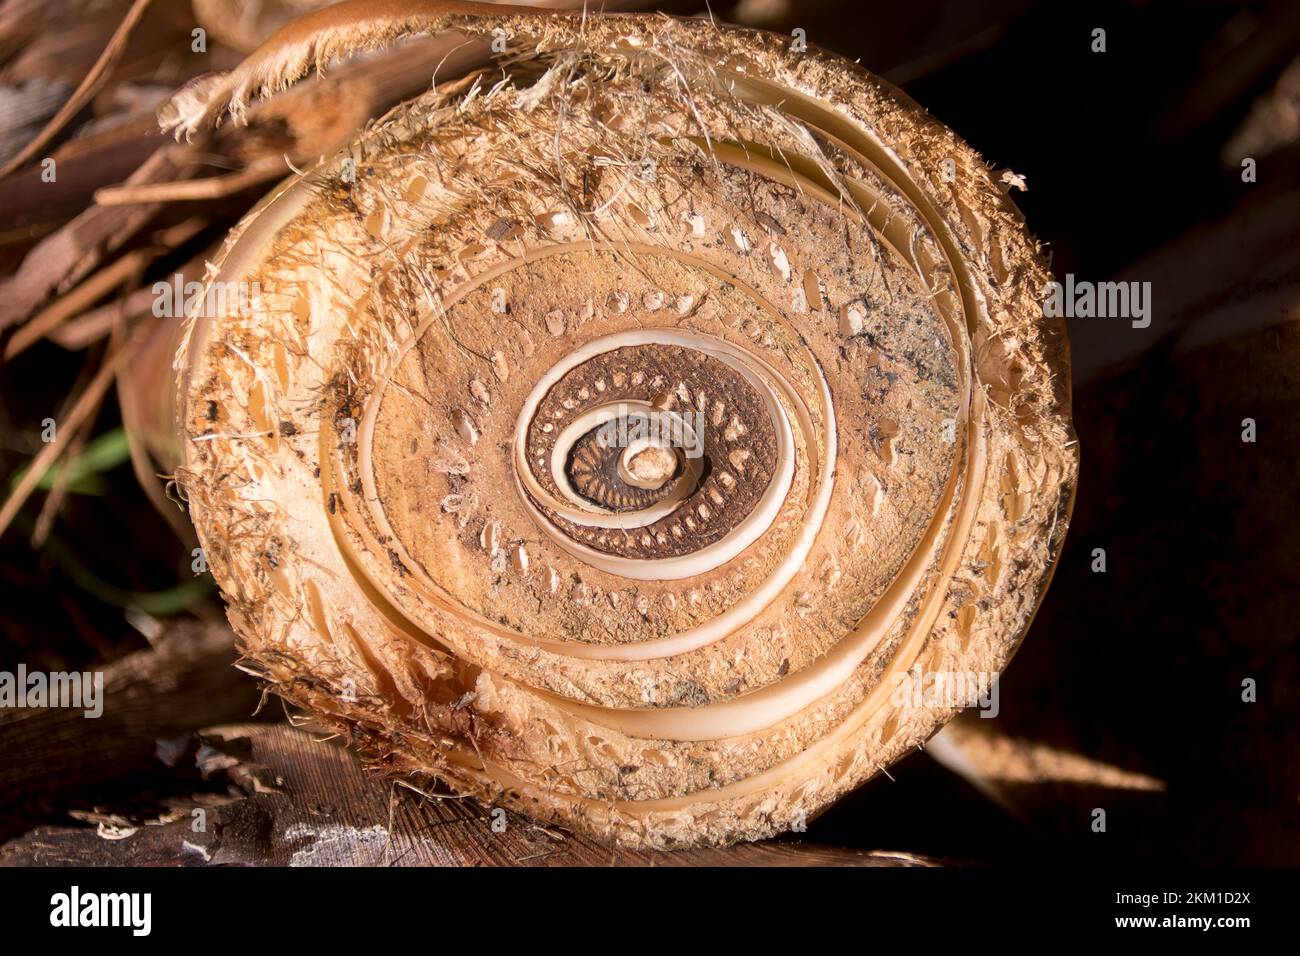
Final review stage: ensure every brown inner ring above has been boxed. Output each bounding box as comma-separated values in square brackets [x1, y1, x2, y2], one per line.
[527, 343, 779, 560]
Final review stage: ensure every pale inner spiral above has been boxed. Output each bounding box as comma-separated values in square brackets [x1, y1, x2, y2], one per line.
[544, 403, 703, 523]
[513, 328, 800, 581]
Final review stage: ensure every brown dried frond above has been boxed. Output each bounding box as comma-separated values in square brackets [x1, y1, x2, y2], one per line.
[158, 0, 576, 138]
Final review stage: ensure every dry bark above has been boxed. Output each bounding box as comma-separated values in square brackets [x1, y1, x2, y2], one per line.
[0, 619, 259, 808]
[0, 722, 946, 866]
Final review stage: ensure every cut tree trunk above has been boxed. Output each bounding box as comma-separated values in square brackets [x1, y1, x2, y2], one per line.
[163, 6, 1077, 848]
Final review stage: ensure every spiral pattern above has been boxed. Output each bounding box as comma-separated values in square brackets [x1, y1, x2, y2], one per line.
[176, 14, 1076, 847]
[517, 334, 790, 571]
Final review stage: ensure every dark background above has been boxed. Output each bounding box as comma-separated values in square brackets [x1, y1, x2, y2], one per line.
[2, 0, 1297, 864]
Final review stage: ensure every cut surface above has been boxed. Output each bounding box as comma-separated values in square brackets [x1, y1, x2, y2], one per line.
[176, 14, 1077, 848]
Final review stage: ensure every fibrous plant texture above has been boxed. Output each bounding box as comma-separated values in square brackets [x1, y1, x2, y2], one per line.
[167, 4, 1077, 848]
